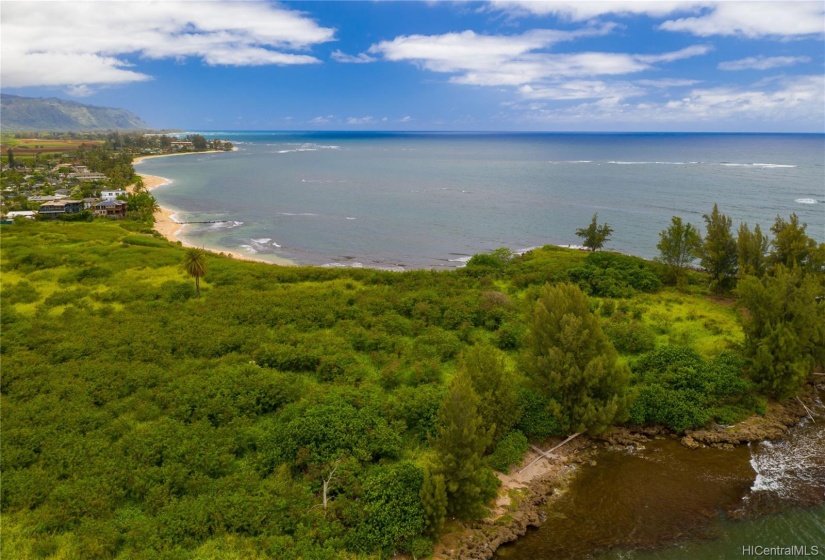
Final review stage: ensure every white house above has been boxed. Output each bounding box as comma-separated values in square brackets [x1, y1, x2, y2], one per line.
[100, 190, 128, 200]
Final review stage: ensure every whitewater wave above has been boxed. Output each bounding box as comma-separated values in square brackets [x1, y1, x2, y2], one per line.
[207, 220, 244, 231]
[795, 198, 818, 204]
[250, 237, 282, 248]
[748, 396, 825, 504]
[277, 212, 319, 217]
[721, 163, 796, 168]
[275, 143, 341, 154]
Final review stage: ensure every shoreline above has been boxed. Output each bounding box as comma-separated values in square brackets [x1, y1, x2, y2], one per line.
[438, 384, 822, 560]
[134, 150, 295, 266]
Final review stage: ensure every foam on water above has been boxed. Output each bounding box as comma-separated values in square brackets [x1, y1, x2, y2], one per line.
[796, 198, 818, 204]
[721, 162, 797, 168]
[277, 212, 319, 217]
[249, 237, 282, 248]
[209, 220, 244, 230]
[748, 397, 825, 503]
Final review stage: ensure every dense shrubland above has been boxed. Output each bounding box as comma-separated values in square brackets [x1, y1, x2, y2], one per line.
[1, 207, 822, 559]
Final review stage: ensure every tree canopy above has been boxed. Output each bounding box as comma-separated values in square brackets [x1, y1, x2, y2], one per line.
[182, 247, 208, 296]
[736, 266, 825, 398]
[656, 216, 702, 285]
[523, 282, 629, 434]
[575, 213, 614, 251]
[699, 203, 737, 292]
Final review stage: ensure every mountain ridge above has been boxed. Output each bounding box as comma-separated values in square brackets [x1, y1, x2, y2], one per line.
[0, 94, 150, 131]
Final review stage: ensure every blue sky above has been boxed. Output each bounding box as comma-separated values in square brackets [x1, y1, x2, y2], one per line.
[2, 1, 824, 132]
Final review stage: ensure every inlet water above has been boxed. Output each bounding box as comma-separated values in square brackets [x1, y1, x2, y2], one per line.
[494, 390, 825, 560]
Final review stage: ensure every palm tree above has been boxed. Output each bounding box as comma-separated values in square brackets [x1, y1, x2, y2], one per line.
[182, 247, 207, 297]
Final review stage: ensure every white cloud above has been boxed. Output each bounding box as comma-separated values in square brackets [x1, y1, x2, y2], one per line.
[347, 116, 375, 125]
[520, 80, 645, 100]
[65, 84, 96, 98]
[718, 55, 812, 71]
[487, 1, 707, 20]
[369, 28, 711, 97]
[516, 75, 825, 127]
[369, 25, 616, 75]
[491, 2, 825, 40]
[400, 116, 413, 122]
[660, 2, 825, 38]
[331, 50, 377, 64]
[311, 115, 335, 124]
[1, 1, 334, 88]
[635, 78, 702, 87]
[636, 44, 713, 63]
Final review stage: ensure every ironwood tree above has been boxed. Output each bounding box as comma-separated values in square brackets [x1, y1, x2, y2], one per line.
[656, 216, 702, 285]
[575, 213, 614, 251]
[699, 203, 737, 292]
[737, 221, 770, 279]
[523, 282, 629, 434]
[431, 373, 497, 520]
[460, 345, 519, 451]
[737, 265, 825, 398]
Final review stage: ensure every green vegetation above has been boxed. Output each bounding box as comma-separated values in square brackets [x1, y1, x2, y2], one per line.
[523, 282, 629, 434]
[736, 266, 825, 398]
[182, 247, 208, 297]
[656, 215, 703, 285]
[1, 203, 822, 558]
[699, 204, 737, 292]
[575, 212, 614, 251]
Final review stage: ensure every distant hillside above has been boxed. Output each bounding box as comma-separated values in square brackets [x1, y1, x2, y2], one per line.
[0, 94, 150, 131]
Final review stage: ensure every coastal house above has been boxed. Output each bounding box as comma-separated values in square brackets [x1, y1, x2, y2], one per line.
[69, 171, 108, 181]
[5, 211, 36, 220]
[38, 199, 83, 218]
[28, 195, 62, 203]
[170, 141, 194, 151]
[93, 199, 128, 219]
[67, 165, 108, 181]
[100, 189, 127, 200]
[82, 197, 99, 210]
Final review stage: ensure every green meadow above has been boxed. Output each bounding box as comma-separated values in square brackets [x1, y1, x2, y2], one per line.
[0, 221, 767, 559]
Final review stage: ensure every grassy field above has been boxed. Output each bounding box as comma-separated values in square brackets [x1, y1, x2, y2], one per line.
[1, 138, 103, 158]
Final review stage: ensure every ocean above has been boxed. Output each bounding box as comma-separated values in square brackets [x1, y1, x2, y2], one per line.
[135, 132, 824, 269]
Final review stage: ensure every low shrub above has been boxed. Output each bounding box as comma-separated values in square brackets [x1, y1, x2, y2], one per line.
[486, 431, 529, 472]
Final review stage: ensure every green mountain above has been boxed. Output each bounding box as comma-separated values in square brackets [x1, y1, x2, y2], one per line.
[0, 94, 150, 131]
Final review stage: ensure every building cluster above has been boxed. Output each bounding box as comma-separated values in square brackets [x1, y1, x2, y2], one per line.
[1, 162, 129, 221]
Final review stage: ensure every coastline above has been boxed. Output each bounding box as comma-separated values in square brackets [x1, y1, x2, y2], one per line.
[133, 149, 294, 266]
[437, 384, 821, 560]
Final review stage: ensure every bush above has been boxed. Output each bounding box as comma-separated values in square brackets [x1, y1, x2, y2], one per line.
[514, 388, 561, 440]
[629, 347, 754, 431]
[603, 314, 657, 354]
[486, 431, 529, 472]
[1, 280, 40, 304]
[568, 251, 661, 297]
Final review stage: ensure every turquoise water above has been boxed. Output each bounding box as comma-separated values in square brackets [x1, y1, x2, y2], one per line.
[136, 132, 824, 269]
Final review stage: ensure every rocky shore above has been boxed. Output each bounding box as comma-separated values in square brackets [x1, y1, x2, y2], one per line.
[437, 382, 822, 560]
